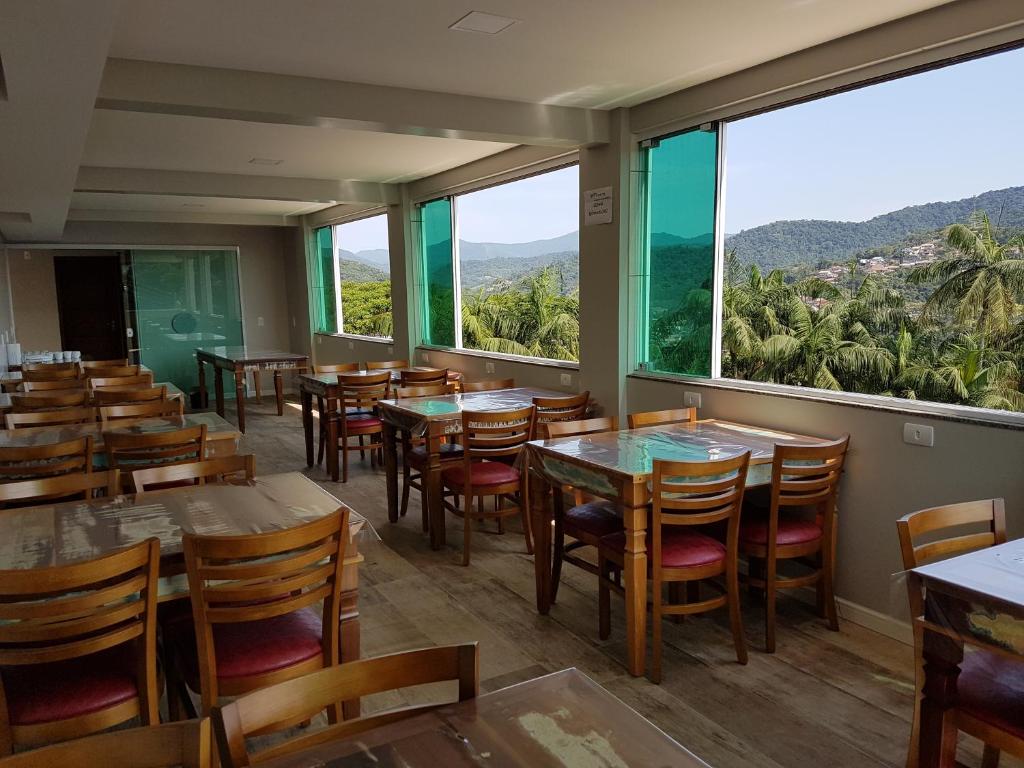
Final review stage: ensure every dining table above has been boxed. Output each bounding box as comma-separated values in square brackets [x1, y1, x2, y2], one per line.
[257, 667, 711, 767]
[196, 346, 310, 433]
[910, 539, 1024, 766]
[378, 387, 567, 549]
[527, 418, 830, 677]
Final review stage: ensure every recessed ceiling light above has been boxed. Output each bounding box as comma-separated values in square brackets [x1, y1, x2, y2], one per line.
[449, 11, 519, 35]
[248, 157, 282, 166]
[181, 202, 206, 208]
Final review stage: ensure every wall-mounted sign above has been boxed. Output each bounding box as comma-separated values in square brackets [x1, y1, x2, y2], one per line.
[583, 186, 613, 226]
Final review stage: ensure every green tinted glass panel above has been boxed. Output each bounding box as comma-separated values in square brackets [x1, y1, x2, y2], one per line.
[420, 198, 455, 347]
[313, 226, 338, 333]
[131, 249, 243, 397]
[642, 126, 719, 376]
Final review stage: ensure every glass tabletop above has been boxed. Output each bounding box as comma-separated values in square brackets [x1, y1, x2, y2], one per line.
[196, 346, 308, 363]
[381, 387, 564, 419]
[300, 368, 445, 386]
[0, 412, 237, 449]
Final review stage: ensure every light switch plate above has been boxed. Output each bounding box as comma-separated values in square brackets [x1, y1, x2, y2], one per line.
[317, 336, 322, 345]
[684, 391, 702, 408]
[421, 352, 429, 363]
[257, 316, 264, 327]
[560, 373, 572, 386]
[485, 362, 495, 374]
[347, 341, 354, 350]
[387, 346, 394, 355]
[903, 423, 934, 447]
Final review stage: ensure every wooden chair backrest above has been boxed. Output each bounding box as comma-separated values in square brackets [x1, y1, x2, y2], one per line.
[0, 470, 119, 506]
[394, 383, 452, 399]
[129, 455, 256, 493]
[83, 365, 142, 379]
[5, 407, 96, 430]
[364, 359, 408, 370]
[99, 400, 183, 424]
[533, 391, 589, 425]
[20, 367, 79, 382]
[459, 405, 535, 470]
[627, 407, 697, 429]
[183, 510, 349, 708]
[461, 378, 515, 393]
[313, 362, 360, 374]
[0, 719, 211, 768]
[337, 372, 390, 416]
[104, 424, 207, 473]
[80, 359, 131, 369]
[769, 435, 849, 512]
[399, 368, 447, 387]
[0, 436, 94, 481]
[212, 644, 479, 768]
[94, 386, 167, 406]
[89, 374, 155, 389]
[19, 379, 84, 392]
[21, 362, 78, 373]
[11, 390, 89, 411]
[541, 416, 619, 440]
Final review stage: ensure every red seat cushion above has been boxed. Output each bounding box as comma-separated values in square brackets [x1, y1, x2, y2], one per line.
[740, 516, 822, 546]
[442, 460, 520, 489]
[959, 649, 1024, 738]
[345, 415, 381, 430]
[601, 528, 726, 569]
[1, 648, 138, 725]
[564, 501, 622, 538]
[167, 608, 324, 687]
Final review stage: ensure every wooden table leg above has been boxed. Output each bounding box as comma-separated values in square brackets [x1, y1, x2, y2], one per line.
[623, 504, 648, 677]
[273, 370, 284, 416]
[530, 465, 553, 615]
[326, 395, 340, 482]
[213, 366, 225, 417]
[253, 371, 262, 404]
[301, 386, 314, 467]
[233, 369, 247, 433]
[197, 358, 208, 409]
[383, 422, 399, 523]
[918, 622, 963, 767]
[426, 431, 445, 550]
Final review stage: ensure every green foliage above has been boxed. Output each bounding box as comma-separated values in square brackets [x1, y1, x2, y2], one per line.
[339, 280, 393, 338]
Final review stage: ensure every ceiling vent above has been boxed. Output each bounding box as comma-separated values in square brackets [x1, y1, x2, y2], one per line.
[248, 157, 282, 166]
[0, 53, 7, 101]
[449, 11, 519, 35]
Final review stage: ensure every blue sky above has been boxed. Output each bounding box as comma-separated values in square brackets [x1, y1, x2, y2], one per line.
[725, 46, 1024, 233]
[334, 212, 389, 254]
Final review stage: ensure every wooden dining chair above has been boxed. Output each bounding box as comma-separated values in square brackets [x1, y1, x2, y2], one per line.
[627, 407, 697, 429]
[129, 454, 256, 493]
[461, 378, 515, 393]
[365, 359, 408, 370]
[897, 499, 1020, 768]
[211, 644, 479, 768]
[0, 538, 161, 754]
[0, 436, 94, 482]
[533, 391, 590, 437]
[99, 399, 183, 424]
[0, 719, 212, 768]
[21, 362, 78, 374]
[166, 510, 350, 718]
[0, 470, 119, 507]
[19, 379, 84, 392]
[441, 405, 536, 566]
[311, 363, 361, 464]
[544, 417, 621, 603]
[5, 406, 96, 430]
[335, 372, 389, 483]
[396, 383, 461, 531]
[94, 386, 167, 406]
[394, 383, 453, 399]
[20, 364, 79, 383]
[89, 374, 156, 390]
[80, 359, 130, 369]
[83, 365, 142, 379]
[10, 391, 88, 412]
[599, 452, 752, 681]
[104, 424, 207, 476]
[739, 435, 850, 652]
[399, 368, 447, 388]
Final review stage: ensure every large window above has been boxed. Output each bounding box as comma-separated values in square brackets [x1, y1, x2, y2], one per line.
[640, 45, 1024, 414]
[312, 213, 393, 339]
[418, 164, 580, 362]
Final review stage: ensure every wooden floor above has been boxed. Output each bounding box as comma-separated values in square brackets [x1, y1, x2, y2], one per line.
[233, 396, 1009, 768]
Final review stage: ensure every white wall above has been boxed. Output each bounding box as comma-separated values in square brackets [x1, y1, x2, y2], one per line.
[7, 248, 61, 349]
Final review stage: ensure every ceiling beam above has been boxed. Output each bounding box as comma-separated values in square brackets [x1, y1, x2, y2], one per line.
[96, 58, 610, 148]
[65, 209, 300, 227]
[76, 166, 399, 205]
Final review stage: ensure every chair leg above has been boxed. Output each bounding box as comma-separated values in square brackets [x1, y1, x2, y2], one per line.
[520, 479, 534, 555]
[420, 481, 430, 533]
[765, 552, 777, 653]
[652, 578, 663, 685]
[669, 582, 683, 624]
[358, 434, 366, 462]
[252, 371, 262, 404]
[462, 497, 475, 566]
[598, 557, 611, 640]
[316, 398, 326, 465]
[821, 544, 840, 632]
[341, 437, 349, 484]
[400, 466, 412, 518]
[727, 566, 748, 665]
[981, 745, 1000, 768]
[551, 516, 565, 605]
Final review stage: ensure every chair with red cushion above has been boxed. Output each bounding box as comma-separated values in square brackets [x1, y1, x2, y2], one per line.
[542, 417, 620, 604]
[0, 538, 161, 755]
[168, 510, 350, 718]
[897, 499, 1022, 768]
[336, 371, 390, 483]
[441, 405, 536, 566]
[532, 391, 590, 436]
[312, 363, 360, 466]
[739, 435, 849, 653]
[598, 453, 751, 682]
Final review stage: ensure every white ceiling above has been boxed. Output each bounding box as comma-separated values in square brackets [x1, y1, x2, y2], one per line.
[70, 193, 330, 217]
[110, 0, 954, 109]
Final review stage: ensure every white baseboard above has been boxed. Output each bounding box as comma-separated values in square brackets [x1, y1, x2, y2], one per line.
[836, 596, 913, 645]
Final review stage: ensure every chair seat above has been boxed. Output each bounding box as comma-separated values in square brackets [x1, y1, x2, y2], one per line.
[167, 608, 324, 688]
[442, 460, 520, 489]
[740, 516, 822, 546]
[1, 648, 138, 726]
[601, 528, 726, 569]
[345, 415, 381, 430]
[564, 500, 622, 538]
[959, 649, 1024, 739]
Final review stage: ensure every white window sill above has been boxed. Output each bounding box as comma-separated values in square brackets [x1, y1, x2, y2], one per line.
[628, 371, 1024, 432]
[316, 332, 394, 345]
[417, 344, 580, 371]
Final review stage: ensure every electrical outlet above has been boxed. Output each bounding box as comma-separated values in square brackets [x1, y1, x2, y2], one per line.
[421, 352, 429, 363]
[317, 336, 322, 345]
[347, 341, 354, 350]
[903, 423, 934, 447]
[560, 373, 572, 386]
[257, 316, 264, 327]
[485, 362, 495, 374]
[387, 346, 394, 354]
[684, 391, 702, 408]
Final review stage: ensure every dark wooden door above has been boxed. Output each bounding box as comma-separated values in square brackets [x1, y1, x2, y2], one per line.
[54, 254, 127, 361]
